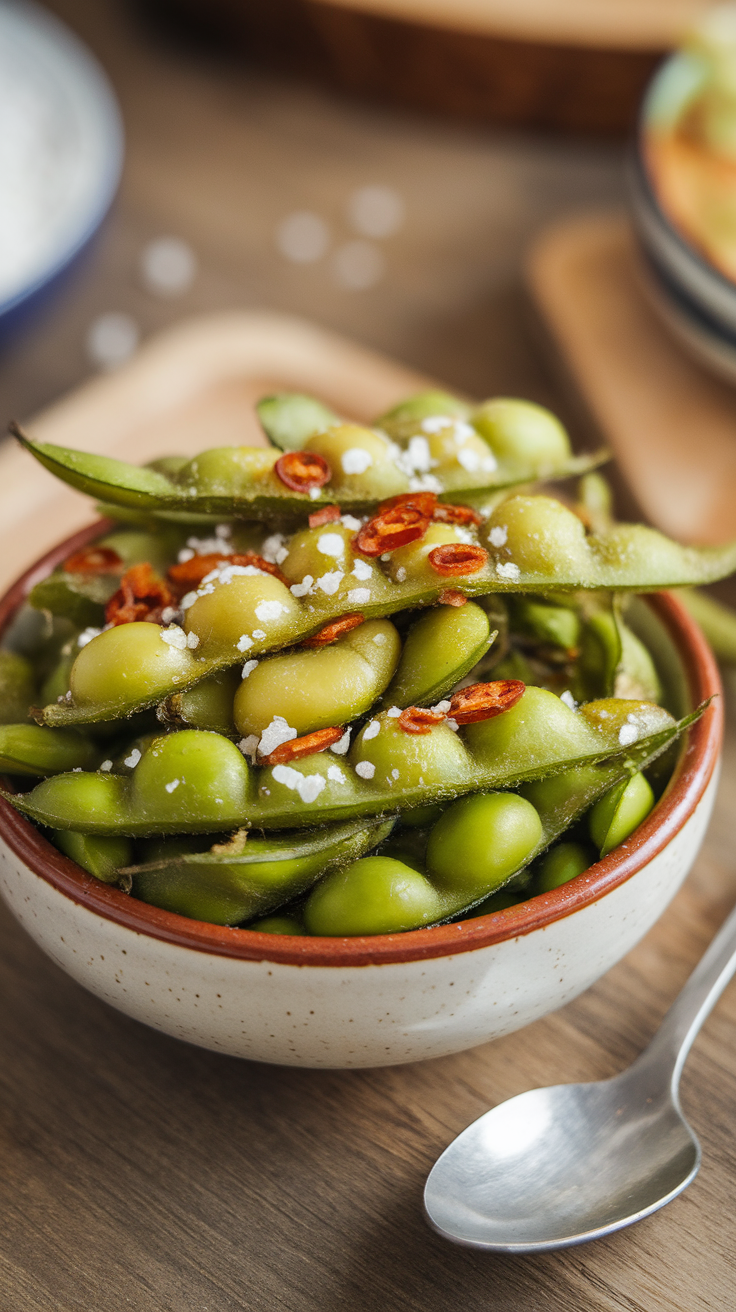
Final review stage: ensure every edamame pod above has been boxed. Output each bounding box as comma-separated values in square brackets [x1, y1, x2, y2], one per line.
[0, 723, 100, 776]
[28, 527, 185, 625]
[158, 667, 241, 736]
[4, 694, 696, 835]
[12, 412, 608, 523]
[36, 496, 736, 728]
[124, 817, 393, 924]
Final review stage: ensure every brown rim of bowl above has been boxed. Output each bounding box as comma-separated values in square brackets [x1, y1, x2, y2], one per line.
[0, 521, 723, 968]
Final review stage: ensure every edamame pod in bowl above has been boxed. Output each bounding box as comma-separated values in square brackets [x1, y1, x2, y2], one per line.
[4, 692, 699, 835]
[32, 496, 736, 729]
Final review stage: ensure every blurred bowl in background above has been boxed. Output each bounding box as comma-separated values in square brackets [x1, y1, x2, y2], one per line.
[0, 0, 123, 338]
[631, 11, 736, 383]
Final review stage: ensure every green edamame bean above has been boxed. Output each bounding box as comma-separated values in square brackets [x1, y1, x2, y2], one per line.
[304, 856, 445, 936]
[184, 573, 302, 652]
[307, 424, 408, 499]
[533, 841, 593, 893]
[234, 619, 400, 739]
[54, 830, 132, 883]
[0, 650, 36, 724]
[485, 496, 588, 577]
[382, 602, 492, 709]
[176, 446, 277, 497]
[589, 772, 655, 857]
[257, 393, 339, 451]
[131, 730, 252, 828]
[350, 710, 471, 793]
[249, 915, 306, 935]
[426, 793, 544, 897]
[376, 390, 471, 441]
[71, 622, 193, 710]
[160, 667, 240, 735]
[471, 399, 571, 466]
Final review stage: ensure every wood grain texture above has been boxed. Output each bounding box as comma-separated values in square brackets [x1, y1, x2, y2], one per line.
[1, 3, 736, 1308]
[527, 213, 736, 545]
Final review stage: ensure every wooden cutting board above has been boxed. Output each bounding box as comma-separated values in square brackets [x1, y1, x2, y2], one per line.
[526, 212, 736, 547]
[0, 311, 429, 592]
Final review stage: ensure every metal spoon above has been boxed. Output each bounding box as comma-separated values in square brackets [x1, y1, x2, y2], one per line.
[424, 898, 736, 1252]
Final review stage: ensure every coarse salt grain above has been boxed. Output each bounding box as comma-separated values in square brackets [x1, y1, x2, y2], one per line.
[317, 533, 345, 558]
[100, 760, 113, 772]
[238, 735, 259, 762]
[258, 716, 297, 757]
[77, 626, 102, 648]
[331, 729, 351, 755]
[290, 576, 314, 597]
[164, 779, 180, 793]
[180, 591, 198, 610]
[241, 660, 258, 679]
[420, 416, 453, 434]
[341, 448, 373, 475]
[618, 723, 639, 746]
[315, 570, 343, 595]
[496, 562, 521, 582]
[387, 706, 401, 717]
[489, 525, 508, 547]
[352, 558, 372, 580]
[342, 515, 362, 532]
[187, 631, 200, 649]
[560, 690, 578, 711]
[347, 587, 370, 605]
[237, 634, 253, 652]
[124, 748, 141, 768]
[160, 625, 188, 649]
[363, 720, 380, 740]
[252, 629, 266, 641]
[255, 599, 287, 622]
[355, 760, 375, 779]
[271, 764, 326, 804]
[327, 764, 346, 784]
[395, 566, 407, 582]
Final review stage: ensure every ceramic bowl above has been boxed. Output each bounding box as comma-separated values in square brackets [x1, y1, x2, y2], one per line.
[0, 524, 722, 1069]
[0, 2, 123, 336]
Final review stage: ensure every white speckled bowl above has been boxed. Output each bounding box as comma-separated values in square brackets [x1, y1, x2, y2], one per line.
[0, 525, 723, 1068]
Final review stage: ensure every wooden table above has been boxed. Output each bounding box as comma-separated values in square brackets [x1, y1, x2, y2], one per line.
[2, 3, 736, 1308]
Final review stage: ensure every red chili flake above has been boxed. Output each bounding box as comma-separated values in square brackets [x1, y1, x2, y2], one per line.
[301, 613, 365, 647]
[275, 450, 331, 494]
[398, 706, 447, 735]
[378, 491, 438, 518]
[432, 502, 483, 526]
[427, 543, 488, 576]
[309, 504, 341, 528]
[63, 546, 123, 575]
[263, 726, 345, 765]
[448, 679, 525, 725]
[354, 505, 429, 557]
[438, 589, 468, 607]
[167, 552, 286, 593]
[105, 563, 175, 626]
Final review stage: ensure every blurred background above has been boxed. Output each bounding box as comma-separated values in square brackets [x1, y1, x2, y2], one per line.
[0, 0, 666, 422]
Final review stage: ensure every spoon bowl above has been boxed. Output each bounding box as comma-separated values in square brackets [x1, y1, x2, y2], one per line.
[425, 1069, 700, 1252]
[425, 888, 736, 1250]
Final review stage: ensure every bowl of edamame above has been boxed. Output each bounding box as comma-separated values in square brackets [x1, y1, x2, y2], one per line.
[0, 390, 725, 1068]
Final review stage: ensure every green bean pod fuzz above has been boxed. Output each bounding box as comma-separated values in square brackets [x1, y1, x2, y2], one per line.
[34, 497, 736, 728]
[5, 689, 698, 836]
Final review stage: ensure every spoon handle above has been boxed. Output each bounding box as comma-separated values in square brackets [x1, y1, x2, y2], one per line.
[638, 898, 736, 1087]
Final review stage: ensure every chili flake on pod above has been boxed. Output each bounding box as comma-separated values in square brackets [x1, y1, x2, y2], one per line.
[275, 450, 331, 493]
[263, 726, 345, 765]
[301, 614, 365, 647]
[448, 680, 525, 724]
[398, 706, 448, 735]
[427, 543, 488, 576]
[354, 504, 430, 556]
[105, 563, 174, 626]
